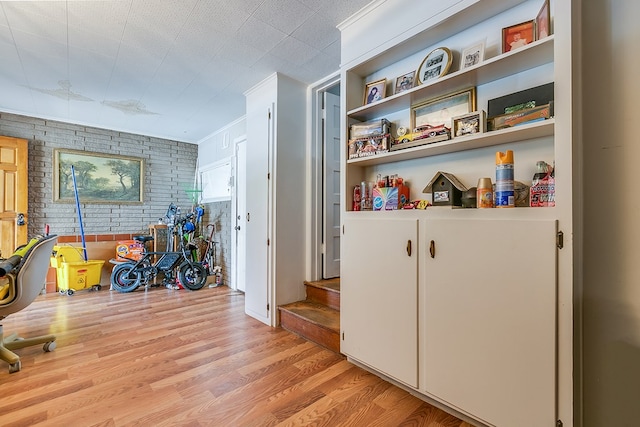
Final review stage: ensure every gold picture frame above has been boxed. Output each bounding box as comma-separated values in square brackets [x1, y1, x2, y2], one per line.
[412, 88, 477, 130]
[54, 149, 144, 204]
[363, 78, 386, 105]
[416, 47, 452, 85]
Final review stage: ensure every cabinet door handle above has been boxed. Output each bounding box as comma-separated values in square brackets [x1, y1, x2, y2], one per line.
[429, 240, 435, 258]
[406, 240, 412, 257]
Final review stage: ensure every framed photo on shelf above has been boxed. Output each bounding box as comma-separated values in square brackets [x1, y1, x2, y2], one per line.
[53, 149, 144, 204]
[416, 47, 452, 85]
[394, 71, 415, 94]
[363, 79, 386, 105]
[536, 0, 550, 40]
[452, 111, 486, 138]
[412, 88, 476, 130]
[460, 41, 485, 69]
[502, 20, 534, 53]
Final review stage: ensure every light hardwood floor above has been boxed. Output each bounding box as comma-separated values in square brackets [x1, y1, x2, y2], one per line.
[0, 286, 472, 426]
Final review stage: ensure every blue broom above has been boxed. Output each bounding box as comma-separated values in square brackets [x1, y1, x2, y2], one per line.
[71, 165, 88, 262]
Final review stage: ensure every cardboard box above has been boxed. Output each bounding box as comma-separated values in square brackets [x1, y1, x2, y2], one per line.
[372, 185, 410, 210]
[116, 240, 145, 261]
[348, 134, 390, 159]
[489, 103, 552, 130]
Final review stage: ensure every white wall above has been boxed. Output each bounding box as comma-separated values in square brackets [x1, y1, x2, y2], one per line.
[197, 116, 246, 165]
[582, 0, 640, 425]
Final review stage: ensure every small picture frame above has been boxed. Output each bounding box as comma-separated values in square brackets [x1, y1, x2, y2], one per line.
[460, 41, 485, 69]
[363, 78, 386, 105]
[452, 111, 486, 138]
[502, 20, 534, 53]
[535, 0, 550, 40]
[416, 47, 452, 85]
[394, 71, 415, 94]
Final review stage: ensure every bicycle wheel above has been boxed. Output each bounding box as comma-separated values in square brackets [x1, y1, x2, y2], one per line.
[111, 263, 142, 293]
[178, 262, 207, 290]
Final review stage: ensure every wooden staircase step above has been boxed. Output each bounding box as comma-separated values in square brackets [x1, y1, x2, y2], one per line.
[279, 301, 340, 353]
[304, 278, 340, 311]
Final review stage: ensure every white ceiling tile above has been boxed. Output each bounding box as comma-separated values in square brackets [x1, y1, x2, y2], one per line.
[214, 38, 266, 68]
[67, 1, 130, 41]
[187, 1, 251, 36]
[270, 37, 320, 67]
[253, 0, 315, 35]
[316, 0, 375, 26]
[291, 12, 339, 51]
[235, 15, 287, 53]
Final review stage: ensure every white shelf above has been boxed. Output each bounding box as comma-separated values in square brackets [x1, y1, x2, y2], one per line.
[347, 36, 554, 121]
[347, 118, 554, 167]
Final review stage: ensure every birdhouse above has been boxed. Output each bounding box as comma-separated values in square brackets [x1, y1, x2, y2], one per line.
[422, 171, 468, 207]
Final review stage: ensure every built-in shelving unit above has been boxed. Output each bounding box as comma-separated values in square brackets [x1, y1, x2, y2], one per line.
[339, 0, 577, 426]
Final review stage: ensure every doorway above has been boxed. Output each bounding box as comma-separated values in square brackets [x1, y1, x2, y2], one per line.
[309, 74, 341, 281]
[232, 136, 247, 292]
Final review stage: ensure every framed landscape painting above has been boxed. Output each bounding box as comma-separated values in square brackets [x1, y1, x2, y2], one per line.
[54, 149, 144, 203]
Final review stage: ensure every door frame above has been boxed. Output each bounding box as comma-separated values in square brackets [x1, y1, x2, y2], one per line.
[307, 71, 341, 281]
[231, 134, 247, 292]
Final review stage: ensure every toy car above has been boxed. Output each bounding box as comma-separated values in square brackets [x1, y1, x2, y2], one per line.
[396, 123, 450, 144]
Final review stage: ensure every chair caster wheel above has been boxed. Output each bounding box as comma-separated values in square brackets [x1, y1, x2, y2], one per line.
[43, 341, 56, 352]
[67, 289, 74, 296]
[9, 361, 21, 373]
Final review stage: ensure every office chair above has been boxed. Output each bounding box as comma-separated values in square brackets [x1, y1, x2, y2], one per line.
[0, 234, 58, 373]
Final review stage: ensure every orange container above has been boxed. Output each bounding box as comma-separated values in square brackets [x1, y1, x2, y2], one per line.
[115, 240, 144, 261]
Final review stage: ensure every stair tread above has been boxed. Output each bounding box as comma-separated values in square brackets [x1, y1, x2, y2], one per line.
[279, 300, 340, 332]
[304, 278, 340, 293]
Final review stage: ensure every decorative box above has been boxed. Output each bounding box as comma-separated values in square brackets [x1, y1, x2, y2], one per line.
[372, 185, 410, 210]
[348, 134, 390, 159]
[349, 118, 392, 140]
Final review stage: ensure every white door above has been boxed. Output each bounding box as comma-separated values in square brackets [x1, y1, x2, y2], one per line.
[341, 217, 419, 387]
[234, 138, 247, 292]
[423, 218, 557, 426]
[323, 91, 341, 278]
[244, 101, 272, 324]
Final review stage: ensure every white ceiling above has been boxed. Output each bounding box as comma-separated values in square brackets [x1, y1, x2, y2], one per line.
[0, 0, 372, 144]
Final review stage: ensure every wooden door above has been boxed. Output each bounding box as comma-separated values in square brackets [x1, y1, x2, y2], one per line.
[0, 136, 28, 257]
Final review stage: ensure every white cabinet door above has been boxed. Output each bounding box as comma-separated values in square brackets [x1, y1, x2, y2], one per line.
[422, 218, 557, 427]
[341, 217, 418, 387]
[244, 89, 274, 324]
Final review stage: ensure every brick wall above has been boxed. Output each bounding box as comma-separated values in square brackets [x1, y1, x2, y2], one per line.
[201, 200, 232, 288]
[0, 111, 198, 237]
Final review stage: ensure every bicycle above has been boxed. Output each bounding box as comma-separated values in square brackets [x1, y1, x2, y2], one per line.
[110, 215, 207, 293]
